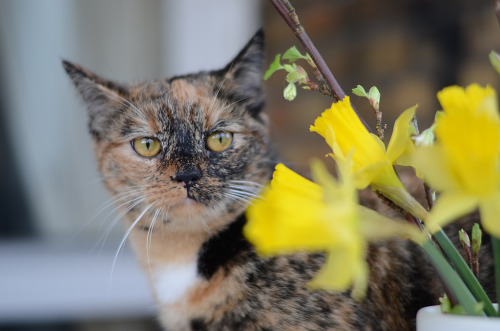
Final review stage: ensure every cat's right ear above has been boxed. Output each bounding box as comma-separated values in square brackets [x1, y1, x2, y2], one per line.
[217, 30, 267, 118]
[62, 60, 128, 139]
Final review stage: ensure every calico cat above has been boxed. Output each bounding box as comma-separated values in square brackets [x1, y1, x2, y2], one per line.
[63, 30, 496, 330]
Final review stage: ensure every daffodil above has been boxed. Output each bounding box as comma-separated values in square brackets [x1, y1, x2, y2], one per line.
[413, 84, 500, 237]
[244, 159, 420, 299]
[310, 96, 427, 220]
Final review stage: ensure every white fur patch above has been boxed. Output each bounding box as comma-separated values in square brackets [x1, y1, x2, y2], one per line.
[154, 263, 198, 304]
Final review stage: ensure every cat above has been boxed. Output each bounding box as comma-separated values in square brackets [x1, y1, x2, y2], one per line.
[63, 30, 496, 331]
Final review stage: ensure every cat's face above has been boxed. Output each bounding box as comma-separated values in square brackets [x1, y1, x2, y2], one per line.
[64, 31, 274, 232]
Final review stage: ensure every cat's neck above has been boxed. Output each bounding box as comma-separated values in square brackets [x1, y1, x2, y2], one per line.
[124, 208, 243, 270]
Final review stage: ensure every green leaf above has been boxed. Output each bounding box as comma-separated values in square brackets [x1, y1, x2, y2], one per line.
[264, 54, 284, 80]
[489, 50, 500, 75]
[352, 85, 368, 98]
[433, 230, 497, 316]
[421, 240, 480, 316]
[283, 64, 295, 73]
[282, 46, 308, 62]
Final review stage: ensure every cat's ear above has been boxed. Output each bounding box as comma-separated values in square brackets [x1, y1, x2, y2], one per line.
[62, 60, 129, 139]
[218, 29, 266, 117]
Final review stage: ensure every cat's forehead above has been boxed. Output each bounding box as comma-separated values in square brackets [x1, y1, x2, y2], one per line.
[128, 76, 239, 133]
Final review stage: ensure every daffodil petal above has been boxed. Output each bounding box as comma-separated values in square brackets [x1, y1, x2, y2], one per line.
[437, 84, 499, 121]
[370, 133, 386, 152]
[358, 206, 423, 242]
[309, 245, 368, 299]
[412, 146, 458, 192]
[478, 193, 500, 238]
[386, 105, 417, 165]
[425, 193, 478, 233]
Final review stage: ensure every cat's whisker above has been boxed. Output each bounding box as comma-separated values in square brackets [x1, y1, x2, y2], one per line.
[94, 191, 157, 254]
[200, 217, 212, 236]
[160, 209, 168, 240]
[208, 62, 233, 114]
[218, 96, 250, 113]
[94, 196, 148, 255]
[228, 188, 261, 200]
[147, 206, 162, 273]
[229, 180, 264, 188]
[72, 188, 145, 241]
[212, 199, 229, 218]
[108, 202, 154, 297]
[228, 185, 263, 195]
[223, 193, 252, 206]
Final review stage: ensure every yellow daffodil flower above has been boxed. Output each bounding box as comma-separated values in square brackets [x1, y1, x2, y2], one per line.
[244, 159, 421, 299]
[413, 84, 500, 237]
[310, 96, 427, 220]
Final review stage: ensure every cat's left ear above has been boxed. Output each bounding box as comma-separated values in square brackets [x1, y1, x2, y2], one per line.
[62, 60, 130, 139]
[217, 29, 266, 117]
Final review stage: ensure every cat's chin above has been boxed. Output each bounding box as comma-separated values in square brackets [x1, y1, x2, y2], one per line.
[167, 198, 210, 221]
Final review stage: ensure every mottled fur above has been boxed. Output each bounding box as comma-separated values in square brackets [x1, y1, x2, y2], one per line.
[64, 31, 496, 330]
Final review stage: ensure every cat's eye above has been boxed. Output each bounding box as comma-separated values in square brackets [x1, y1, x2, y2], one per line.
[206, 131, 233, 152]
[132, 137, 161, 157]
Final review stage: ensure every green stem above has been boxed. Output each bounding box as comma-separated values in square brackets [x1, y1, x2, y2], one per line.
[434, 229, 497, 316]
[421, 240, 480, 315]
[492, 236, 500, 315]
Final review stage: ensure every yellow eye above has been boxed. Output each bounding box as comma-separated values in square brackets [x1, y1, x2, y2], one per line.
[206, 131, 233, 152]
[132, 137, 161, 157]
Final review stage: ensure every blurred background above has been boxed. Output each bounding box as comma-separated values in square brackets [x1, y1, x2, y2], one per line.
[1, 0, 498, 330]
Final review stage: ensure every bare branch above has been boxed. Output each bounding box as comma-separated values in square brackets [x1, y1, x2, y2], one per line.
[269, 0, 373, 133]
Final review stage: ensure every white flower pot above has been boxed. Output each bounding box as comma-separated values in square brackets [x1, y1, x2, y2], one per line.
[416, 305, 500, 330]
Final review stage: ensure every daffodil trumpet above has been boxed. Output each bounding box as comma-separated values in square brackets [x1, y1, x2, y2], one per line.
[310, 96, 427, 220]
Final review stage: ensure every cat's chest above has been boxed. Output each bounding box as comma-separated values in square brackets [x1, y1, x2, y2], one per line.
[151, 260, 239, 330]
[152, 262, 199, 304]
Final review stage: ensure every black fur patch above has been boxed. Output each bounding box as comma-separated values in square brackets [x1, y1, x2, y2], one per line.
[190, 318, 208, 331]
[197, 213, 251, 279]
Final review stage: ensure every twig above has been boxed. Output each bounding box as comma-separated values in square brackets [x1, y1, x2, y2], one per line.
[495, 0, 500, 25]
[269, 0, 373, 133]
[424, 183, 435, 210]
[472, 252, 479, 278]
[374, 106, 385, 140]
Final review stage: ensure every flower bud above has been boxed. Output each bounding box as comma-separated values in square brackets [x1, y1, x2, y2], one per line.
[283, 82, 297, 101]
[471, 223, 482, 254]
[489, 50, 500, 75]
[459, 229, 470, 248]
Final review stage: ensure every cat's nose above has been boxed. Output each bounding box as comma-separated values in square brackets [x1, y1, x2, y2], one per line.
[171, 171, 201, 186]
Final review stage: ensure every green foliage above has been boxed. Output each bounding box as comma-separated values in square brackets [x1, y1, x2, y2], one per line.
[282, 46, 310, 62]
[264, 46, 312, 101]
[352, 85, 380, 110]
[264, 54, 284, 80]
